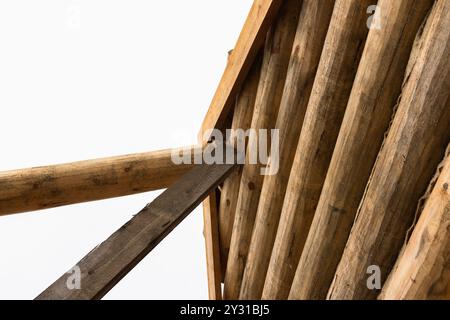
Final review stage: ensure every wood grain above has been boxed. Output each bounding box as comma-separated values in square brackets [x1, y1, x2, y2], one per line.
[218, 55, 262, 272]
[240, 0, 336, 300]
[0, 147, 198, 216]
[223, 0, 302, 300]
[379, 150, 450, 300]
[203, 190, 223, 300]
[36, 160, 238, 300]
[328, 0, 450, 299]
[262, 0, 371, 300]
[289, 0, 434, 300]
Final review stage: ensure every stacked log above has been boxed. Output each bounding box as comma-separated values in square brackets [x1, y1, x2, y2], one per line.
[262, 0, 372, 300]
[239, 0, 336, 300]
[328, 0, 450, 299]
[289, 0, 434, 300]
[223, 0, 302, 299]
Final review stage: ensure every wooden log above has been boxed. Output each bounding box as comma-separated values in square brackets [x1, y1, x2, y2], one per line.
[328, 0, 450, 299]
[0, 147, 199, 216]
[223, 0, 302, 300]
[289, 0, 434, 300]
[239, 0, 335, 300]
[203, 190, 223, 300]
[218, 55, 262, 272]
[379, 148, 450, 300]
[36, 159, 238, 300]
[262, 0, 371, 300]
[200, 0, 283, 141]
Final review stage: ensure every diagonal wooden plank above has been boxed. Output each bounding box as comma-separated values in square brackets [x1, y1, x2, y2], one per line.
[199, 0, 282, 141]
[36, 160, 238, 300]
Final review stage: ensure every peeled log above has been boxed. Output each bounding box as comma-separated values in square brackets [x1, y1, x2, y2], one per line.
[379, 149, 450, 300]
[289, 0, 434, 300]
[218, 55, 262, 272]
[223, 0, 301, 300]
[0, 147, 198, 216]
[328, 0, 450, 300]
[239, 0, 335, 300]
[262, 0, 371, 300]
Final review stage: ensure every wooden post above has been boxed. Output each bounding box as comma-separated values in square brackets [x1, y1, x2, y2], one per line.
[328, 0, 450, 300]
[0, 147, 198, 216]
[379, 149, 450, 300]
[36, 161, 238, 300]
[218, 55, 262, 272]
[289, 0, 434, 300]
[203, 190, 223, 300]
[223, 0, 302, 300]
[262, 0, 372, 300]
[239, 0, 335, 300]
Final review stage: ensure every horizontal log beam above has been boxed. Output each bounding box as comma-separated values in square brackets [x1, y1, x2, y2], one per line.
[0, 147, 200, 216]
[36, 160, 238, 300]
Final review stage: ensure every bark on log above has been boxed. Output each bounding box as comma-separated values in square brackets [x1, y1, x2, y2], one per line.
[289, 0, 434, 300]
[239, 0, 335, 300]
[223, 0, 301, 300]
[328, 0, 450, 299]
[379, 148, 450, 300]
[262, 0, 371, 300]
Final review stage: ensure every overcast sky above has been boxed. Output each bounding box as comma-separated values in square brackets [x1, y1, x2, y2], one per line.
[0, 0, 253, 299]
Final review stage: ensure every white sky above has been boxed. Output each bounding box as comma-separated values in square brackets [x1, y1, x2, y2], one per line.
[0, 0, 253, 299]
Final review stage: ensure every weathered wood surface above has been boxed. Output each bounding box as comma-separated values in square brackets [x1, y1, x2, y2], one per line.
[328, 0, 450, 299]
[203, 190, 223, 300]
[36, 160, 238, 300]
[218, 55, 262, 272]
[0, 147, 199, 216]
[289, 0, 434, 300]
[200, 0, 283, 141]
[380, 148, 450, 300]
[239, 0, 336, 300]
[262, 0, 371, 300]
[223, 0, 301, 300]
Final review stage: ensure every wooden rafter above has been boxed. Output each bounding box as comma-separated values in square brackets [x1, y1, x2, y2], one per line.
[36, 160, 238, 300]
[223, 0, 301, 300]
[289, 0, 434, 300]
[263, 0, 372, 300]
